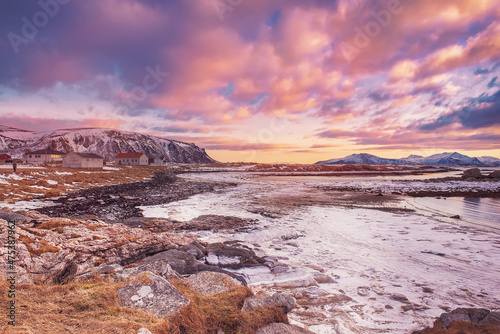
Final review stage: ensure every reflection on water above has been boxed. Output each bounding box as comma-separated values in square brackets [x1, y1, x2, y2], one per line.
[406, 197, 500, 229]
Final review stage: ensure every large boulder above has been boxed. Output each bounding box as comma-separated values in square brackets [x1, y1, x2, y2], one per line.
[185, 271, 242, 296]
[487, 170, 500, 179]
[256, 323, 315, 334]
[462, 168, 482, 179]
[242, 292, 296, 313]
[206, 243, 267, 269]
[145, 249, 247, 285]
[117, 272, 189, 318]
[120, 261, 181, 282]
[413, 308, 500, 333]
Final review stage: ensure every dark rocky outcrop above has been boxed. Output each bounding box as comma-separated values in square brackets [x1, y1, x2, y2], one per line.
[413, 308, 500, 333]
[462, 168, 482, 180]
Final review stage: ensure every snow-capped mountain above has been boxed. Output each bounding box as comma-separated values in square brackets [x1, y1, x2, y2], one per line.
[316, 153, 405, 165]
[478, 156, 500, 166]
[0, 126, 216, 163]
[316, 152, 495, 166]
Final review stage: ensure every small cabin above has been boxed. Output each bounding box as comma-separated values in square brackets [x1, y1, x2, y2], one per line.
[25, 149, 65, 164]
[0, 154, 12, 163]
[62, 152, 104, 168]
[149, 157, 168, 166]
[114, 152, 149, 166]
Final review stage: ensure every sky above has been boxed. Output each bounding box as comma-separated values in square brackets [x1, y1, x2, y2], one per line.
[0, 0, 499, 163]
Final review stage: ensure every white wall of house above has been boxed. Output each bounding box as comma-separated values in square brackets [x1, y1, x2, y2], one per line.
[150, 157, 167, 166]
[116, 154, 148, 165]
[62, 153, 103, 168]
[26, 154, 63, 164]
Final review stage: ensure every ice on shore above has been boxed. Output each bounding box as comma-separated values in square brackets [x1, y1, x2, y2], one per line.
[141, 173, 500, 334]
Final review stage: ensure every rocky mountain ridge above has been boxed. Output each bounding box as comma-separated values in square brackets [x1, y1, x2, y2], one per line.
[316, 152, 500, 166]
[0, 125, 215, 163]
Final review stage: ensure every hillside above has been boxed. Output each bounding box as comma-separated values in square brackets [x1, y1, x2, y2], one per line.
[0, 126, 215, 163]
[316, 152, 500, 166]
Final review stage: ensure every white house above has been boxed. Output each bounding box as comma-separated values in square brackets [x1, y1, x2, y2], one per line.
[25, 149, 65, 164]
[62, 152, 104, 168]
[149, 157, 168, 166]
[114, 153, 149, 166]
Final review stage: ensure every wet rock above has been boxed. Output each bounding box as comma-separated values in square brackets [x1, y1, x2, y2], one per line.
[487, 170, 500, 179]
[185, 271, 242, 296]
[206, 243, 266, 269]
[462, 168, 482, 180]
[390, 293, 409, 302]
[120, 262, 181, 282]
[242, 292, 296, 313]
[422, 287, 433, 293]
[413, 308, 500, 333]
[256, 323, 315, 334]
[117, 272, 189, 318]
[0, 212, 27, 223]
[357, 286, 370, 296]
[480, 312, 500, 325]
[313, 273, 336, 284]
[181, 241, 207, 259]
[270, 276, 319, 289]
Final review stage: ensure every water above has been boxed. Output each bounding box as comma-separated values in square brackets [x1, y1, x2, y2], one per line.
[406, 197, 500, 229]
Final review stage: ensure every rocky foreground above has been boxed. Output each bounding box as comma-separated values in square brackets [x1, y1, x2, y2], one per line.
[2, 210, 499, 333]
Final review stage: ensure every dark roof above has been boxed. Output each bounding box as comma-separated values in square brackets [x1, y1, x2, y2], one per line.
[115, 153, 146, 158]
[68, 152, 104, 159]
[27, 149, 66, 155]
[0, 154, 11, 159]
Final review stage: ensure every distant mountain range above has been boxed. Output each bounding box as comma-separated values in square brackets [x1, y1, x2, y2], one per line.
[315, 152, 500, 166]
[0, 125, 215, 163]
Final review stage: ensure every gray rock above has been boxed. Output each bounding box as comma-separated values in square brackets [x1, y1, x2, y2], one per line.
[462, 168, 482, 179]
[0, 212, 27, 223]
[185, 271, 242, 296]
[242, 292, 295, 313]
[390, 293, 409, 302]
[313, 273, 336, 284]
[206, 243, 266, 269]
[487, 170, 500, 179]
[256, 323, 314, 334]
[121, 261, 181, 282]
[145, 249, 247, 285]
[438, 308, 490, 329]
[480, 312, 500, 325]
[117, 272, 189, 318]
[181, 241, 207, 259]
[95, 263, 124, 275]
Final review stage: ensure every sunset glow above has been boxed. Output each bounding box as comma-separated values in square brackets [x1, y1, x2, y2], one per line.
[1, 0, 499, 163]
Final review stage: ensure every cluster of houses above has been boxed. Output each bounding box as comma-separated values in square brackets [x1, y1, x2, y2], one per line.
[18, 148, 168, 169]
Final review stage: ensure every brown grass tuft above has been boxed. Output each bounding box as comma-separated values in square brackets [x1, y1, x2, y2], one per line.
[35, 220, 77, 230]
[18, 235, 61, 257]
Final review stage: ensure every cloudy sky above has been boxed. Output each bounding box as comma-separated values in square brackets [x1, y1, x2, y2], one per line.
[0, 0, 499, 163]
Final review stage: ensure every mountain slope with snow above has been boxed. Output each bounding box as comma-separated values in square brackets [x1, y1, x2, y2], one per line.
[0, 126, 216, 163]
[316, 152, 495, 166]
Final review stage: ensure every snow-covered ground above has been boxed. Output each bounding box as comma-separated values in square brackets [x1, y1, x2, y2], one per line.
[140, 172, 500, 334]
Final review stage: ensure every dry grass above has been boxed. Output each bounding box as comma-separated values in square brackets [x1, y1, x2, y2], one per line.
[18, 235, 61, 257]
[0, 277, 289, 334]
[0, 166, 167, 202]
[160, 281, 288, 334]
[0, 277, 159, 334]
